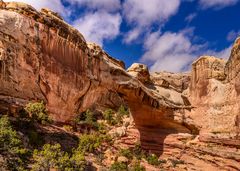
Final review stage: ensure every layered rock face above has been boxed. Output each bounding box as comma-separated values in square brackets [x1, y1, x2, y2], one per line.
[189, 52, 240, 144]
[0, 2, 128, 122]
[0, 1, 240, 170]
[0, 1, 190, 135]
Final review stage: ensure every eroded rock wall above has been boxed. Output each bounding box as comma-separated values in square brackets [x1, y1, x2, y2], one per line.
[0, 2, 240, 168]
[188, 50, 240, 145]
[0, 2, 126, 122]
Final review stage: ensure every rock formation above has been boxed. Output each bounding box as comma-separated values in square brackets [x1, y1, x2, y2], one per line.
[0, 1, 240, 170]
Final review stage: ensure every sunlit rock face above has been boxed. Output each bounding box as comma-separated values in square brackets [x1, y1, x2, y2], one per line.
[0, 1, 191, 131]
[0, 2, 240, 167]
[0, 2, 126, 122]
[188, 47, 240, 146]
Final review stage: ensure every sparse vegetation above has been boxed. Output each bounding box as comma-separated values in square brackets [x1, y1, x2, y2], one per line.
[132, 142, 146, 160]
[103, 105, 129, 126]
[0, 106, 165, 170]
[63, 125, 73, 132]
[25, 101, 52, 124]
[0, 115, 29, 170]
[74, 110, 99, 129]
[119, 148, 133, 160]
[32, 143, 86, 171]
[78, 133, 111, 153]
[110, 161, 128, 171]
[103, 108, 117, 125]
[117, 105, 129, 118]
[130, 160, 146, 171]
[146, 154, 160, 166]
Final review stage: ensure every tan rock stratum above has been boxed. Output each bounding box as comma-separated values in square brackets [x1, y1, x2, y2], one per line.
[0, 1, 240, 170]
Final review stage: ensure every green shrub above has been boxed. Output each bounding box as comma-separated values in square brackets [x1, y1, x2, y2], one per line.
[146, 154, 160, 166]
[97, 122, 107, 134]
[110, 161, 128, 171]
[25, 101, 52, 124]
[74, 110, 99, 129]
[0, 115, 29, 170]
[63, 125, 73, 132]
[132, 142, 146, 160]
[70, 149, 86, 170]
[130, 161, 146, 171]
[103, 109, 117, 125]
[117, 105, 129, 117]
[78, 133, 111, 153]
[32, 143, 86, 171]
[119, 148, 133, 160]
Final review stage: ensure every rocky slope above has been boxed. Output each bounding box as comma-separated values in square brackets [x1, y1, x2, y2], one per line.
[0, 1, 240, 170]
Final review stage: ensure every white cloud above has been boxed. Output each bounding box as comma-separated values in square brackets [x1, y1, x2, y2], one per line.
[123, 28, 142, 44]
[141, 30, 199, 72]
[68, 0, 121, 12]
[214, 46, 232, 59]
[206, 46, 232, 59]
[4, 0, 67, 16]
[73, 11, 122, 46]
[227, 30, 240, 41]
[123, 0, 180, 27]
[185, 13, 197, 23]
[122, 0, 180, 43]
[199, 0, 239, 9]
[140, 29, 232, 72]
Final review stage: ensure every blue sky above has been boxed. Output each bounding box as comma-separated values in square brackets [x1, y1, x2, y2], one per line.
[4, 0, 240, 72]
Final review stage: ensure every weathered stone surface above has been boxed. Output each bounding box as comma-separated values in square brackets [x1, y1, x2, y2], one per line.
[0, 2, 191, 133]
[127, 63, 150, 84]
[151, 71, 191, 93]
[1, 2, 240, 169]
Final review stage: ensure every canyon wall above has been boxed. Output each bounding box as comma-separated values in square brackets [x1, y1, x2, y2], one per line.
[0, 1, 191, 134]
[0, 2, 240, 169]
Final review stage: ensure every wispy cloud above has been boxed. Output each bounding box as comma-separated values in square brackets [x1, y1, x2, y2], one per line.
[4, 0, 67, 16]
[140, 28, 232, 72]
[67, 0, 121, 12]
[73, 11, 122, 46]
[185, 13, 197, 23]
[141, 29, 199, 72]
[122, 0, 181, 43]
[227, 30, 240, 41]
[199, 0, 239, 9]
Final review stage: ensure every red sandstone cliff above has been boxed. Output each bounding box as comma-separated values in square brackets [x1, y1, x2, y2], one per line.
[0, 1, 240, 170]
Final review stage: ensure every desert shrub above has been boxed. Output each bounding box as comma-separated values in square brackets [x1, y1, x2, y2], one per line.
[97, 122, 107, 134]
[70, 149, 86, 170]
[74, 110, 99, 129]
[130, 161, 146, 171]
[25, 101, 52, 124]
[32, 143, 86, 171]
[78, 133, 111, 153]
[32, 144, 63, 170]
[132, 142, 146, 160]
[63, 125, 73, 132]
[119, 148, 133, 160]
[0, 115, 29, 170]
[117, 105, 129, 117]
[103, 109, 117, 125]
[110, 161, 128, 171]
[146, 154, 160, 166]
